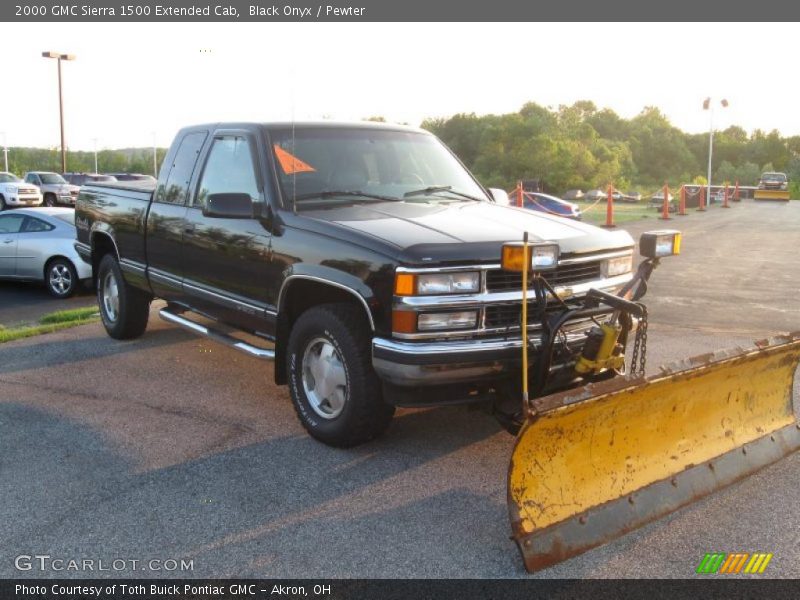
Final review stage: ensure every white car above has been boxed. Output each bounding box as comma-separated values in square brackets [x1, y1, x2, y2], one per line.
[0, 207, 92, 297]
[0, 172, 43, 210]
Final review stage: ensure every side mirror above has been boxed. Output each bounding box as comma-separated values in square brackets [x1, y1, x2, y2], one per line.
[488, 187, 510, 205]
[203, 193, 254, 219]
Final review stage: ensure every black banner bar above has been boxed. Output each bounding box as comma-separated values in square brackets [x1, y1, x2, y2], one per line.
[3, 580, 800, 600]
[3, 0, 800, 22]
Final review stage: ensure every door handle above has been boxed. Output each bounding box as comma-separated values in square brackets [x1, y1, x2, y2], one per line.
[183, 224, 195, 234]
[2, 239, 13, 244]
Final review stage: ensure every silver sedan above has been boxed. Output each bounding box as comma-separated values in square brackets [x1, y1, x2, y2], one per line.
[0, 207, 92, 298]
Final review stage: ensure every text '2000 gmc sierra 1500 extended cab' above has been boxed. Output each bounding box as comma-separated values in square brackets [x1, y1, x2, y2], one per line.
[75, 121, 638, 447]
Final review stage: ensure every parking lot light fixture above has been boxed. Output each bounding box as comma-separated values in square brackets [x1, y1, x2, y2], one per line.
[42, 51, 76, 174]
[703, 98, 729, 206]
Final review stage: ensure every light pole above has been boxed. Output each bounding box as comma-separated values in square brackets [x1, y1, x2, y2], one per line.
[1, 132, 7, 173]
[42, 51, 76, 174]
[92, 137, 98, 173]
[703, 97, 728, 205]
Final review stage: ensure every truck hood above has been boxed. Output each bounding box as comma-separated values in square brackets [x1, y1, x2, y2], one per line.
[1, 182, 38, 193]
[302, 200, 634, 265]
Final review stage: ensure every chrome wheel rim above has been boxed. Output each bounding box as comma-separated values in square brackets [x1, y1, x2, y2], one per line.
[102, 271, 120, 322]
[301, 337, 348, 419]
[49, 264, 72, 295]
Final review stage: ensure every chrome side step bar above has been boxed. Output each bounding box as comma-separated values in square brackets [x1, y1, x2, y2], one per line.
[159, 308, 275, 361]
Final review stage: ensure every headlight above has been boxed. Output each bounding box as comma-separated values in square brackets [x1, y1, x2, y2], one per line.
[602, 254, 633, 277]
[395, 271, 480, 296]
[417, 311, 478, 331]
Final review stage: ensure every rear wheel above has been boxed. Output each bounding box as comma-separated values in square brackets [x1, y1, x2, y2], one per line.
[44, 193, 57, 207]
[286, 303, 394, 447]
[45, 258, 78, 298]
[96, 254, 151, 339]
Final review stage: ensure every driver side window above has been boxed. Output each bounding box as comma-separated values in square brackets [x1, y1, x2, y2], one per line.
[195, 136, 260, 209]
[0, 215, 26, 233]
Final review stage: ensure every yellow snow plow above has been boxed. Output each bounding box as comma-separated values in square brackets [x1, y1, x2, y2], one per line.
[754, 172, 790, 200]
[500, 231, 800, 572]
[754, 189, 790, 201]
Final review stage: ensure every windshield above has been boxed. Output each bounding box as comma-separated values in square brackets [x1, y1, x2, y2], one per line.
[0, 173, 20, 183]
[761, 173, 787, 182]
[39, 173, 67, 184]
[270, 127, 488, 207]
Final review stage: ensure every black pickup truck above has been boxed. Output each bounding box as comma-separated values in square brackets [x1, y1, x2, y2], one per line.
[75, 121, 638, 447]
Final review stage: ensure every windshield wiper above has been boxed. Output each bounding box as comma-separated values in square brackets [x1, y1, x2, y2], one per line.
[293, 190, 400, 203]
[403, 185, 484, 202]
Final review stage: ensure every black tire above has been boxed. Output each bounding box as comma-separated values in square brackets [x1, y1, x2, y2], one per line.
[44, 193, 57, 207]
[0, 195, 5, 211]
[44, 257, 78, 298]
[287, 303, 394, 447]
[96, 253, 151, 339]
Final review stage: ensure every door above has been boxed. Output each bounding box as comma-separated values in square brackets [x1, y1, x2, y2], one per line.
[0, 214, 25, 276]
[16, 215, 56, 279]
[181, 132, 273, 330]
[145, 130, 207, 299]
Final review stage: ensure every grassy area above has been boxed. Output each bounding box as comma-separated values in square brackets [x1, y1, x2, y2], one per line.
[577, 200, 659, 225]
[0, 307, 99, 344]
[39, 307, 100, 324]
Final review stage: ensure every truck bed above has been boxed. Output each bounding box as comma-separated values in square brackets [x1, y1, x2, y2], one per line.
[86, 179, 156, 196]
[76, 181, 156, 274]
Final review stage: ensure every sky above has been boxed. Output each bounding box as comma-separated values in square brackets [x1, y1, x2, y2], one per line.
[2, 22, 798, 151]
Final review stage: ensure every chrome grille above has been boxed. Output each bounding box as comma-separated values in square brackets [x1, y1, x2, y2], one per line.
[485, 299, 585, 329]
[485, 261, 602, 292]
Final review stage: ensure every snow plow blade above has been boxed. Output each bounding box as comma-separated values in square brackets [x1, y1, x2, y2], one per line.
[754, 189, 790, 200]
[508, 333, 800, 572]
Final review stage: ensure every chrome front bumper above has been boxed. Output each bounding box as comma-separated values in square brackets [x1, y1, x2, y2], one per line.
[372, 328, 592, 386]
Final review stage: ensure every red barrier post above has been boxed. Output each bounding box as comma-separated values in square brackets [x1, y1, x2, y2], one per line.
[722, 182, 730, 208]
[734, 179, 740, 202]
[603, 183, 615, 228]
[660, 183, 671, 220]
[698, 186, 706, 212]
[516, 181, 523, 208]
[679, 184, 688, 216]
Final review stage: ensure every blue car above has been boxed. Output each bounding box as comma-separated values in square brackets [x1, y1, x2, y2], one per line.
[521, 192, 582, 219]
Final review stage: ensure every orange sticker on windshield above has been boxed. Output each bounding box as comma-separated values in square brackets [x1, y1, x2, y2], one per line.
[273, 144, 316, 175]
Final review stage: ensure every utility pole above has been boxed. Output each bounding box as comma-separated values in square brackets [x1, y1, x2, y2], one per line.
[92, 137, 98, 173]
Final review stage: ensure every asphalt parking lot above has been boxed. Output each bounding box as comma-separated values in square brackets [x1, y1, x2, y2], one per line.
[0, 280, 95, 327]
[1, 199, 798, 578]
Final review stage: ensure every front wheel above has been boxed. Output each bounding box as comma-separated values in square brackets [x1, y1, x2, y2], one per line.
[287, 303, 394, 447]
[96, 254, 151, 339]
[0, 195, 6, 211]
[45, 258, 78, 298]
[44, 193, 57, 207]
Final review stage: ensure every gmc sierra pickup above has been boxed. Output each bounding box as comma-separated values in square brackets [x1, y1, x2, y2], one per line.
[75, 121, 637, 447]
